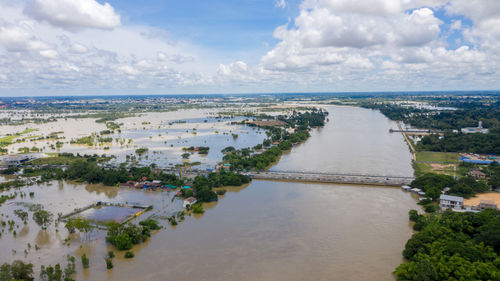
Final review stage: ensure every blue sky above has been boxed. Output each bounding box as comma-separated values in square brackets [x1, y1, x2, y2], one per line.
[0, 0, 499, 96]
[108, 0, 295, 48]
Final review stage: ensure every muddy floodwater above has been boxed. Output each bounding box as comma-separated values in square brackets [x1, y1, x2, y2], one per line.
[1, 109, 267, 169]
[0, 105, 418, 280]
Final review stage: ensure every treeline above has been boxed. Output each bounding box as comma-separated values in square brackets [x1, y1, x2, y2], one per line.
[362, 102, 500, 130]
[23, 159, 183, 187]
[188, 171, 251, 202]
[416, 131, 500, 154]
[362, 101, 500, 154]
[224, 139, 297, 170]
[106, 219, 160, 251]
[395, 209, 500, 280]
[222, 109, 323, 170]
[277, 109, 328, 130]
[411, 172, 489, 200]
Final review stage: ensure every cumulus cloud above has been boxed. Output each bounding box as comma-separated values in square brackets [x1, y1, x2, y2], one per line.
[24, 0, 121, 31]
[0, 22, 51, 52]
[0, 0, 500, 94]
[0, 2, 209, 94]
[257, 0, 500, 91]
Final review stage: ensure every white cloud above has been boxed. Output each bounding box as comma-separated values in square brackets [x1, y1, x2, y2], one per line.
[0, 22, 51, 51]
[39, 49, 58, 59]
[255, 0, 500, 91]
[0, 1, 212, 94]
[450, 20, 462, 31]
[0, 0, 499, 94]
[275, 0, 287, 9]
[24, 0, 121, 31]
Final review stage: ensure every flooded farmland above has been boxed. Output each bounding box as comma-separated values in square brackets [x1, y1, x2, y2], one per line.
[1, 109, 267, 169]
[0, 105, 418, 280]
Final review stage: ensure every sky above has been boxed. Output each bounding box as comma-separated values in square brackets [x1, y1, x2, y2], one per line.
[0, 0, 499, 96]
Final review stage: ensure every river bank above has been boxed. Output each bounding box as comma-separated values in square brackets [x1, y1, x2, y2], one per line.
[1, 105, 418, 280]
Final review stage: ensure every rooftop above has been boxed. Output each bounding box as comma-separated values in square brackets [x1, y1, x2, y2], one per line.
[440, 194, 464, 202]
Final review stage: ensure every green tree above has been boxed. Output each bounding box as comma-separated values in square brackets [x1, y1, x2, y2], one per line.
[105, 259, 113, 270]
[114, 233, 132, 250]
[14, 209, 28, 222]
[10, 260, 34, 281]
[33, 210, 53, 229]
[81, 254, 89, 269]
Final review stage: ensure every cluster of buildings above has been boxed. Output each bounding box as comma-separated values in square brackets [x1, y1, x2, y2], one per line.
[120, 180, 198, 209]
[439, 194, 498, 212]
[120, 180, 192, 191]
[0, 153, 47, 166]
[403, 185, 500, 213]
[460, 153, 500, 165]
[120, 180, 164, 189]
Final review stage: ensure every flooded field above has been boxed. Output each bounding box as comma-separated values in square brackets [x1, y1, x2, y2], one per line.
[0, 177, 184, 275]
[1, 109, 267, 169]
[79, 206, 140, 224]
[0, 105, 418, 280]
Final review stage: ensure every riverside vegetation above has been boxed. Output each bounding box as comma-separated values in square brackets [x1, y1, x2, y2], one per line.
[361, 95, 500, 280]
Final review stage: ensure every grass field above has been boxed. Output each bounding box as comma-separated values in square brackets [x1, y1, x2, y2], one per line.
[413, 151, 464, 177]
[0, 128, 39, 147]
[416, 151, 459, 162]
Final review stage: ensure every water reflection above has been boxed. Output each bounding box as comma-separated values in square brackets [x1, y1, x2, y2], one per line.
[85, 184, 118, 198]
[35, 230, 53, 246]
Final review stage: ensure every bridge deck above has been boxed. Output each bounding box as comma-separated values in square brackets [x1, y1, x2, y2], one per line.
[246, 171, 414, 186]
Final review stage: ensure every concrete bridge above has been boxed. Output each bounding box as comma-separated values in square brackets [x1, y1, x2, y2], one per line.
[245, 170, 414, 186]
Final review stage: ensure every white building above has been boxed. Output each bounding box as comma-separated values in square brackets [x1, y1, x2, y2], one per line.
[183, 197, 197, 208]
[439, 194, 464, 210]
[461, 121, 489, 134]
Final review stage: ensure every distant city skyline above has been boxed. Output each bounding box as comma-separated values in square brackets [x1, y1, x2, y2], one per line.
[0, 0, 499, 96]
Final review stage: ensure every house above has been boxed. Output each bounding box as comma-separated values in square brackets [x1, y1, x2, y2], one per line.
[183, 197, 197, 208]
[469, 169, 486, 180]
[440, 194, 464, 210]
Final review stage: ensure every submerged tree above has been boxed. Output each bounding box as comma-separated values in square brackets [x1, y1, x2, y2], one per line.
[33, 210, 53, 230]
[13, 209, 28, 223]
[0, 260, 34, 281]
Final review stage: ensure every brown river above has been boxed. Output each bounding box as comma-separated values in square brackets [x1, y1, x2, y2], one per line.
[0, 105, 418, 280]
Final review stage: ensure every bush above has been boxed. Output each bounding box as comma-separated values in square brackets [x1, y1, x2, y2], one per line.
[114, 233, 132, 250]
[216, 189, 227, 196]
[81, 254, 89, 269]
[125, 251, 134, 259]
[192, 203, 204, 214]
[105, 258, 113, 269]
[139, 219, 161, 230]
[107, 251, 115, 259]
[424, 203, 439, 213]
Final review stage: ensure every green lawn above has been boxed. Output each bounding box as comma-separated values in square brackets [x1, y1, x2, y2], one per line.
[416, 151, 459, 162]
[0, 135, 17, 147]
